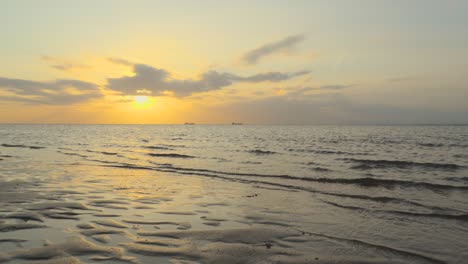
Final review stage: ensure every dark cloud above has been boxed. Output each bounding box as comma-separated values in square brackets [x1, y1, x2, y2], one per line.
[0, 77, 101, 104]
[108, 57, 134, 66]
[241, 34, 306, 65]
[107, 64, 309, 97]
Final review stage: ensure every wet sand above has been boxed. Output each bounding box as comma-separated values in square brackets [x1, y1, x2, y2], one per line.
[0, 164, 451, 264]
[2, 124, 468, 263]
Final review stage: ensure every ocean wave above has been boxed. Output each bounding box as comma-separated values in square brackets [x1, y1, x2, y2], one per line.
[317, 192, 460, 213]
[343, 158, 462, 170]
[240, 161, 262, 164]
[119, 161, 468, 192]
[57, 151, 88, 158]
[86, 150, 119, 156]
[158, 144, 186, 148]
[248, 149, 277, 155]
[297, 230, 446, 264]
[417, 142, 444, 148]
[449, 143, 468, 148]
[147, 153, 194, 158]
[1, 143, 45, 149]
[310, 167, 331, 172]
[288, 148, 367, 156]
[323, 200, 468, 223]
[385, 210, 468, 222]
[141, 146, 172, 150]
[445, 176, 468, 183]
[95, 161, 468, 216]
[313, 177, 468, 191]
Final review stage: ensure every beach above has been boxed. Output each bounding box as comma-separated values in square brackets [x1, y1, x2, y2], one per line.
[1, 125, 467, 263]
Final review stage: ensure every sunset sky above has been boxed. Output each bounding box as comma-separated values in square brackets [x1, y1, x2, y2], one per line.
[1, 0, 467, 124]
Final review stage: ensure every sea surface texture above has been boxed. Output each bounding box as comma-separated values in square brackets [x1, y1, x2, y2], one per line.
[0, 125, 467, 264]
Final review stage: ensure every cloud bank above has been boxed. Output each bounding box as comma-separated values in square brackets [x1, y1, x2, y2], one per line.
[241, 34, 306, 65]
[0, 77, 101, 104]
[107, 64, 309, 97]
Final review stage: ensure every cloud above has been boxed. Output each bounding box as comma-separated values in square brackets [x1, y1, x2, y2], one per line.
[0, 77, 101, 104]
[108, 57, 134, 66]
[282, 84, 353, 97]
[107, 64, 309, 97]
[41, 56, 90, 72]
[241, 34, 306, 65]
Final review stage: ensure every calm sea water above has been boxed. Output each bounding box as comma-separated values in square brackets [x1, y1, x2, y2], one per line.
[1, 124, 467, 263]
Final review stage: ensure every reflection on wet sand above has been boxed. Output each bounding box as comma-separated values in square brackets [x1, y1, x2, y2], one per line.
[0, 163, 452, 264]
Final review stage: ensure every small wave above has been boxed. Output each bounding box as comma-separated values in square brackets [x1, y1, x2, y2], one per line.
[159, 144, 186, 148]
[289, 148, 366, 156]
[100, 151, 118, 156]
[323, 200, 468, 223]
[153, 161, 468, 191]
[449, 143, 468, 148]
[343, 158, 462, 170]
[297, 230, 446, 264]
[86, 150, 118, 156]
[386, 210, 468, 222]
[141, 146, 172, 150]
[310, 167, 331, 172]
[1, 143, 45, 149]
[314, 177, 468, 191]
[318, 192, 460, 213]
[57, 151, 88, 158]
[248, 149, 277, 155]
[417, 142, 444, 148]
[241, 161, 262, 164]
[149, 163, 468, 191]
[445, 176, 468, 183]
[103, 163, 154, 170]
[93, 158, 468, 192]
[147, 153, 194, 158]
[58, 147, 74, 151]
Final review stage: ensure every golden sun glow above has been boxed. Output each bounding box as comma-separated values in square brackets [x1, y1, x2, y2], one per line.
[134, 95, 149, 104]
[133, 96, 153, 108]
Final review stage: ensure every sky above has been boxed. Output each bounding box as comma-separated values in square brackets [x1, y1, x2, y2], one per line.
[1, 0, 467, 124]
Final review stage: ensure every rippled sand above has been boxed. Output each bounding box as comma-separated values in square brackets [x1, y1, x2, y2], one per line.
[0, 164, 455, 264]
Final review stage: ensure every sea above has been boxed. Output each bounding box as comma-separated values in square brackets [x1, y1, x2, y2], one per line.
[0, 124, 467, 263]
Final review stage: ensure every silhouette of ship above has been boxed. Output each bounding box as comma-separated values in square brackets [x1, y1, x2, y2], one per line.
[184, 122, 195, 125]
[231, 122, 243, 125]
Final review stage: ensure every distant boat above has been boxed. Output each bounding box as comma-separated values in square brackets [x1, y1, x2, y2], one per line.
[184, 122, 195, 125]
[232, 122, 243, 125]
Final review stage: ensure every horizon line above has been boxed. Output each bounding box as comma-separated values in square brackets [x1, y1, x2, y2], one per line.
[0, 123, 467, 126]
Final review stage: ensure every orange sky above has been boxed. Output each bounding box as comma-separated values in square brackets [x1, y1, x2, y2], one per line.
[1, 1, 468, 124]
